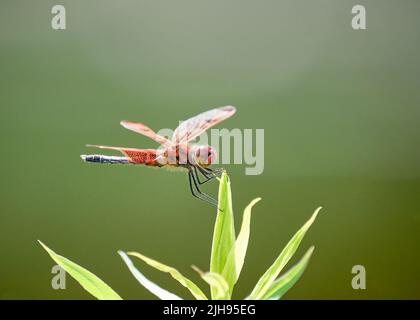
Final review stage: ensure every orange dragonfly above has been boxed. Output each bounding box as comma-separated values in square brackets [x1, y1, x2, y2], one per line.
[81, 106, 236, 206]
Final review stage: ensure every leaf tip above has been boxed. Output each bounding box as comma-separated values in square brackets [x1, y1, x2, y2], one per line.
[38, 240, 51, 254]
[250, 197, 262, 206]
[118, 251, 130, 262]
[191, 265, 204, 276]
[311, 206, 322, 221]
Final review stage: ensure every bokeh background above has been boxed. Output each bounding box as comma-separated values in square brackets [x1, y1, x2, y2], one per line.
[1, 0, 419, 299]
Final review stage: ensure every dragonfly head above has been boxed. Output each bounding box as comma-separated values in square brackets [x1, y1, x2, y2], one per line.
[193, 145, 216, 167]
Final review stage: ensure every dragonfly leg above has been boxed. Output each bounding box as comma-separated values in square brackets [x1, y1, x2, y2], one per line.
[188, 171, 217, 206]
[203, 167, 224, 177]
[191, 171, 218, 205]
[193, 166, 216, 185]
[188, 170, 218, 207]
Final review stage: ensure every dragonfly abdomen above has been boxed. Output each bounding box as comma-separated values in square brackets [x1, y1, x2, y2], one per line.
[81, 154, 130, 164]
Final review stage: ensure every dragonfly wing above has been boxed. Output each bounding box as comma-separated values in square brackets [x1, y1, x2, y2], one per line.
[86, 144, 160, 164]
[120, 120, 172, 147]
[171, 106, 236, 144]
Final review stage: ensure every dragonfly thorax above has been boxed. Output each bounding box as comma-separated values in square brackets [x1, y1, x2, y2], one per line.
[160, 145, 216, 167]
[191, 145, 216, 167]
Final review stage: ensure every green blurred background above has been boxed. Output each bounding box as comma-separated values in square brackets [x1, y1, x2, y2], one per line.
[1, 0, 419, 299]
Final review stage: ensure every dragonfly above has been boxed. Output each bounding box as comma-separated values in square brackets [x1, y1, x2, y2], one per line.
[80, 106, 236, 206]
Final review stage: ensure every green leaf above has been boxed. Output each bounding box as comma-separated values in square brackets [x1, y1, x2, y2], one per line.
[126, 251, 207, 300]
[201, 273, 230, 300]
[119, 251, 182, 300]
[261, 246, 315, 300]
[248, 206, 321, 299]
[222, 197, 261, 286]
[210, 171, 236, 298]
[192, 267, 230, 300]
[38, 240, 122, 300]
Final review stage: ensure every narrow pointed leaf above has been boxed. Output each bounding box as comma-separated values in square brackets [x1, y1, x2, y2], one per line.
[127, 251, 207, 300]
[38, 240, 122, 300]
[119, 251, 182, 300]
[193, 267, 230, 300]
[249, 207, 321, 299]
[210, 171, 236, 298]
[261, 246, 315, 300]
[222, 197, 261, 286]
